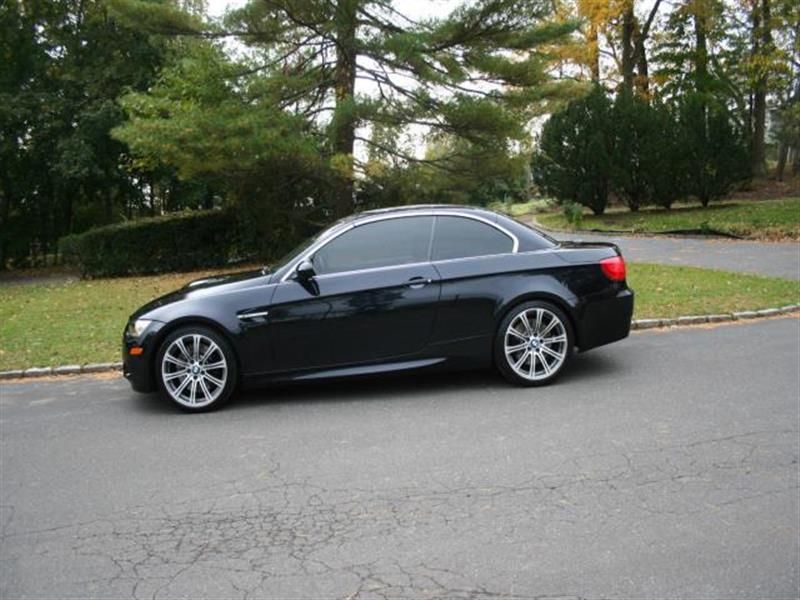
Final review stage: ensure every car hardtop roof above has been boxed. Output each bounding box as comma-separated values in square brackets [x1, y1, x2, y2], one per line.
[349, 204, 498, 223]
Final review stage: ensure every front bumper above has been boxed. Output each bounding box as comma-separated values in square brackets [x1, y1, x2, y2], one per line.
[122, 321, 165, 393]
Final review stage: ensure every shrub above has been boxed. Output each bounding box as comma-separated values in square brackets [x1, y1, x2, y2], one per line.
[562, 201, 584, 227]
[676, 94, 750, 206]
[610, 93, 667, 211]
[609, 94, 686, 211]
[59, 210, 253, 277]
[648, 101, 685, 209]
[532, 86, 613, 215]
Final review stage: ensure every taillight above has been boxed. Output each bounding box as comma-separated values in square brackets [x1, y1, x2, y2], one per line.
[600, 256, 626, 281]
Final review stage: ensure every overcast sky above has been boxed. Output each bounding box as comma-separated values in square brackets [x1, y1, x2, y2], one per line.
[206, 0, 460, 19]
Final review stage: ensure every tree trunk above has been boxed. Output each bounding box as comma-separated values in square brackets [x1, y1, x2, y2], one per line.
[150, 177, 157, 216]
[62, 187, 73, 237]
[587, 22, 600, 82]
[750, 0, 770, 177]
[331, 0, 358, 217]
[104, 186, 113, 224]
[693, 0, 709, 93]
[0, 188, 11, 271]
[621, 2, 635, 94]
[631, 0, 662, 96]
[633, 23, 649, 96]
[775, 142, 788, 180]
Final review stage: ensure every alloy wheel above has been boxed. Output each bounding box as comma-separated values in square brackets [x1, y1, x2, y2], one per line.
[504, 307, 568, 381]
[161, 333, 228, 408]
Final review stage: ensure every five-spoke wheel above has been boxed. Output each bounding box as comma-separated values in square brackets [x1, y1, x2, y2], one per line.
[157, 326, 237, 411]
[495, 301, 573, 386]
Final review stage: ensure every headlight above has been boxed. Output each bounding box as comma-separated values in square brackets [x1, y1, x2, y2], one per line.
[127, 318, 153, 337]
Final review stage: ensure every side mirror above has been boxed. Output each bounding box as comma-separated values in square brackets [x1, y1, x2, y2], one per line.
[295, 259, 315, 281]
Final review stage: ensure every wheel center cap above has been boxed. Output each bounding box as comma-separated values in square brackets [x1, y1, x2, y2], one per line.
[192, 365, 200, 375]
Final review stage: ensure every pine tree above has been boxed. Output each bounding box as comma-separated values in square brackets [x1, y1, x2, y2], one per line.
[114, 0, 579, 217]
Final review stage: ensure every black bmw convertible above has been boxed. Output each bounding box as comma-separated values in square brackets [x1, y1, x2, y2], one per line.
[123, 205, 634, 411]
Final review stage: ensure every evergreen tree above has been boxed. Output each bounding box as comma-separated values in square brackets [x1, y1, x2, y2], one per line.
[648, 100, 685, 209]
[113, 0, 579, 217]
[608, 92, 683, 211]
[532, 86, 613, 215]
[677, 93, 750, 206]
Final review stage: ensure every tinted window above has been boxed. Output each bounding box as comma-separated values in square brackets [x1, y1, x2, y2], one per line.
[313, 216, 434, 275]
[432, 216, 513, 261]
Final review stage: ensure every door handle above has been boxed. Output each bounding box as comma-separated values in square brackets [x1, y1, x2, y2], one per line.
[406, 276, 432, 289]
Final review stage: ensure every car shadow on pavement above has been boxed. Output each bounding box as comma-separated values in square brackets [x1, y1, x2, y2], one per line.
[130, 350, 624, 415]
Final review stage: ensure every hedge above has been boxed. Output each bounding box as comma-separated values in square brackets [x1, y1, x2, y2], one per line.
[59, 210, 254, 277]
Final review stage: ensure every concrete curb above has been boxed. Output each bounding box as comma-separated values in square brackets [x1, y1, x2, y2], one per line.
[0, 362, 123, 381]
[1, 304, 798, 381]
[628, 303, 799, 331]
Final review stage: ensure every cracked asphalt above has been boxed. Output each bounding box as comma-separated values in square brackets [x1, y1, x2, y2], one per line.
[1, 317, 799, 599]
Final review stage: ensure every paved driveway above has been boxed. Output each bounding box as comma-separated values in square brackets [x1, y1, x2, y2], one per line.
[547, 230, 800, 280]
[1, 318, 798, 599]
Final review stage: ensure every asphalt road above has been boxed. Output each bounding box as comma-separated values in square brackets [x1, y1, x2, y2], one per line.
[1, 318, 798, 599]
[549, 231, 800, 280]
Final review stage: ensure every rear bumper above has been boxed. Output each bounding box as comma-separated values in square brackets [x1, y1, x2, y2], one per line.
[576, 288, 634, 351]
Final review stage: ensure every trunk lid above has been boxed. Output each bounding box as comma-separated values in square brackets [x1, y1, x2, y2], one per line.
[553, 240, 622, 264]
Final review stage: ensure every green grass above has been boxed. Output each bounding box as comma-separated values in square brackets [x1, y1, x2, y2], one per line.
[536, 198, 800, 240]
[0, 268, 236, 371]
[0, 263, 797, 371]
[629, 263, 798, 319]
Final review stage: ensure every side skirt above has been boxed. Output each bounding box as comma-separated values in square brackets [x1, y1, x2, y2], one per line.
[241, 357, 449, 388]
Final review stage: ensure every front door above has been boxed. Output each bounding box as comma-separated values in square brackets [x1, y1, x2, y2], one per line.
[265, 216, 440, 373]
[268, 263, 440, 371]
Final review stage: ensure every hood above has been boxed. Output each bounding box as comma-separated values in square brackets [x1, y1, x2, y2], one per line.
[130, 268, 270, 321]
[181, 268, 270, 291]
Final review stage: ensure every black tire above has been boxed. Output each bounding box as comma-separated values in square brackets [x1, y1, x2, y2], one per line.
[494, 300, 574, 387]
[155, 325, 238, 412]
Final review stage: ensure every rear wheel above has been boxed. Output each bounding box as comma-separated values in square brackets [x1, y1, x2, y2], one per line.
[495, 301, 574, 386]
[156, 326, 238, 412]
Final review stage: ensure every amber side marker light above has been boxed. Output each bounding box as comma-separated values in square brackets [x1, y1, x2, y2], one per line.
[129, 347, 144, 356]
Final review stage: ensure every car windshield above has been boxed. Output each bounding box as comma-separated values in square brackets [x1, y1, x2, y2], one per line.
[274, 234, 321, 270]
[271, 219, 350, 272]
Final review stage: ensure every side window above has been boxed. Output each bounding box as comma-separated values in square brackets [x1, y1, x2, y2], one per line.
[313, 216, 434, 275]
[432, 216, 514, 261]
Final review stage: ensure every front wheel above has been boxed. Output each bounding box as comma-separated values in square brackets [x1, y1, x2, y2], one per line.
[156, 326, 238, 412]
[494, 301, 574, 386]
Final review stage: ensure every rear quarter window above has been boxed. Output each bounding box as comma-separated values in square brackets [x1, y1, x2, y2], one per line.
[432, 216, 514, 261]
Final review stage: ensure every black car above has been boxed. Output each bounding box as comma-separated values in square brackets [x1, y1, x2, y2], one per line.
[123, 205, 634, 411]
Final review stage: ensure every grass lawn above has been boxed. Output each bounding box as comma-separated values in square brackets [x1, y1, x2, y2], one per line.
[629, 263, 797, 318]
[536, 198, 800, 240]
[0, 264, 797, 371]
[0, 268, 235, 371]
